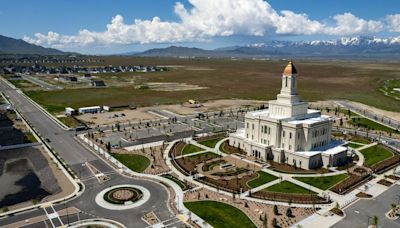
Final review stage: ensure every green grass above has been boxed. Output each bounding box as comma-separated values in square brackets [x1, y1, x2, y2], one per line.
[293, 174, 348, 190]
[58, 116, 81, 128]
[182, 144, 204, 155]
[24, 131, 38, 143]
[184, 201, 256, 228]
[349, 117, 396, 133]
[161, 174, 189, 190]
[247, 171, 278, 188]
[8, 79, 40, 90]
[264, 181, 317, 194]
[347, 142, 364, 149]
[110, 153, 150, 172]
[360, 145, 393, 167]
[198, 137, 224, 148]
[351, 138, 371, 144]
[186, 152, 219, 160]
[338, 108, 360, 117]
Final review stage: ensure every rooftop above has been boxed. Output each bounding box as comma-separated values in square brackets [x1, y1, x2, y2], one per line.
[283, 61, 297, 75]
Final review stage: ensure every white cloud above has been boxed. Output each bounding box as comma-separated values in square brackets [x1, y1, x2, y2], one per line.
[386, 14, 400, 32]
[325, 13, 384, 35]
[23, 0, 398, 49]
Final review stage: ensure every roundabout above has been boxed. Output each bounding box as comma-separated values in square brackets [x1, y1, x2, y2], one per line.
[95, 184, 150, 210]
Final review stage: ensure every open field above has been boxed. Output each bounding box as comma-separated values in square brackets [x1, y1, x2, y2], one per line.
[110, 153, 150, 172]
[360, 145, 394, 167]
[264, 181, 317, 194]
[14, 57, 400, 114]
[184, 201, 256, 228]
[293, 174, 348, 190]
[247, 171, 278, 188]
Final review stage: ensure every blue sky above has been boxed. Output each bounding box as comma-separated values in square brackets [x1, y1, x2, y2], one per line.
[1, 0, 399, 54]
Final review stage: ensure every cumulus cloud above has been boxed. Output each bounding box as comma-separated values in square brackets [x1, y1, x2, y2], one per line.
[23, 0, 398, 49]
[386, 14, 400, 32]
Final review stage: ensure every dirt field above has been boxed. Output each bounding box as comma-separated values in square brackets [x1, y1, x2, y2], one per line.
[77, 98, 264, 126]
[21, 57, 400, 114]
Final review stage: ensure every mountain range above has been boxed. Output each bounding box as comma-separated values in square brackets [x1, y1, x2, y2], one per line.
[1, 33, 400, 59]
[136, 36, 400, 59]
[0, 35, 67, 55]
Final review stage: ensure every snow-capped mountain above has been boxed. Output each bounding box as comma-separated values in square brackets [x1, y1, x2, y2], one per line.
[136, 36, 400, 59]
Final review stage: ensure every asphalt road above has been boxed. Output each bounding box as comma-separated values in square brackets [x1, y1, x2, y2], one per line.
[0, 79, 175, 227]
[332, 184, 400, 228]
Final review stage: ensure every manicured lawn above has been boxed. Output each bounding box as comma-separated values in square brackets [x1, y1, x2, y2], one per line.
[182, 144, 204, 155]
[184, 201, 256, 228]
[360, 145, 393, 167]
[247, 171, 278, 188]
[349, 117, 396, 133]
[293, 174, 348, 190]
[186, 152, 219, 160]
[198, 137, 224, 148]
[264, 181, 317, 194]
[110, 153, 150, 172]
[351, 138, 371, 144]
[347, 142, 364, 149]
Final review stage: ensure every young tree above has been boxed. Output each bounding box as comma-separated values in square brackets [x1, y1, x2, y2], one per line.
[262, 212, 268, 228]
[286, 207, 293, 217]
[273, 205, 278, 215]
[372, 215, 378, 226]
[272, 218, 278, 227]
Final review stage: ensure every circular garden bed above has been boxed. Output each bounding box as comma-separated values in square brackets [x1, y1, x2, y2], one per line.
[103, 187, 143, 205]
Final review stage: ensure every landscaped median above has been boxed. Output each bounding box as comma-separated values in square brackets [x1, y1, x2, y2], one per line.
[184, 200, 256, 228]
[247, 171, 278, 188]
[293, 174, 349, 190]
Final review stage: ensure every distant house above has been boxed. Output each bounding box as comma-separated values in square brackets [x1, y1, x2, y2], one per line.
[91, 80, 106, 87]
[66, 76, 78, 82]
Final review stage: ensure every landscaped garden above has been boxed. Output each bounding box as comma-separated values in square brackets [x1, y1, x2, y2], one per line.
[293, 174, 348, 190]
[161, 174, 190, 191]
[219, 141, 247, 155]
[184, 201, 256, 228]
[263, 181, 317, 195]
[110, 153, 150, 172]
[360, 145, 393, 167]
[247, 171, 278, 188]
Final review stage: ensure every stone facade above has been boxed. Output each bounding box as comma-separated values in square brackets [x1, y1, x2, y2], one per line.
[229, 61, 347, 170]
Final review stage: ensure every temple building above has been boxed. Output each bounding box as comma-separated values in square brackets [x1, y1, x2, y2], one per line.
[229, 61, 347, 170]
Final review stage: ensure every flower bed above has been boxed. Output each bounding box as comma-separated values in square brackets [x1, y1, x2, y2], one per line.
[356, 192, 372, 198]
[377, 179, 393, 187]
[251, 191, 328, 204]
[330, 173, 371, 195]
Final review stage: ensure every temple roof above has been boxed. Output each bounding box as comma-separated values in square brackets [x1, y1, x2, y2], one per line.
[283, 60, 297, 75]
